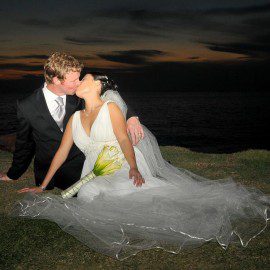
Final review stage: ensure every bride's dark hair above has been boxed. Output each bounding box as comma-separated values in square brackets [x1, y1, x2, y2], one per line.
[91, 72, 118, 95]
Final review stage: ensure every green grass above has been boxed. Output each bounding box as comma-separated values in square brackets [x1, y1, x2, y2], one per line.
[1, 147, 270, 270]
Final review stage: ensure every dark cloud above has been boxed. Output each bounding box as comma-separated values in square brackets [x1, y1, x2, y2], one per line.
[242, 16, 270, 30]
[62, 10, 168, 44]
[95, 4, 270, 25]
[20, 19, 49, 27]
[0, 54, 98, 63]
[19, 17, 82, 28]
[205, 3, 270, 15]
[95, 8, 203, 31]
[0, 54, 48, 60]
[0, 63, 42, 71]
[75, 55, 97, 60]
[1, 1, 270, 73]
[96, 9, 178, 21]
[90, 8, 241, 41]
[64, 36, 123, 45]
[92, 4, 270, 42]
[196, 4, 270, 59]
[204, 41, 270, 58]
[97, 50, 166, 65]
[92, 9, 188, 38]
[123, 28, 165, 38]
[17, 4, 270, 54]
[202, 23, 270, 59]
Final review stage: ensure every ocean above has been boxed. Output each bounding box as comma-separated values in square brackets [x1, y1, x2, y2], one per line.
[0, 90, 269, 153]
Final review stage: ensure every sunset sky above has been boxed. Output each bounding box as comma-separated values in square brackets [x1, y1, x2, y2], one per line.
[0, 0, 269, 81]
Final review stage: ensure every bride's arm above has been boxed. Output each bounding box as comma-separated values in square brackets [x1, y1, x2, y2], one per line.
[18, 115, 75, 193]
[108, 103, 145, 187]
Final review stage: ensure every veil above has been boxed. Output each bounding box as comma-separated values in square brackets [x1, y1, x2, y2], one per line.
[11, 91, 270, 260]
[101, 90, 127, 119]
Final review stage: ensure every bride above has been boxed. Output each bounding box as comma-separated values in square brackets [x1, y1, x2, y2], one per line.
[15, 74, 269, 260]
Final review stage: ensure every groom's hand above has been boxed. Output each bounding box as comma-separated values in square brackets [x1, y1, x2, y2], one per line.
[127, 117, 144, 145]
[0, 172, 12, 182]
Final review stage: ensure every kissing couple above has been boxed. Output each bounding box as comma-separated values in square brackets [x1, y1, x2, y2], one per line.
[1, 52, 269, 260]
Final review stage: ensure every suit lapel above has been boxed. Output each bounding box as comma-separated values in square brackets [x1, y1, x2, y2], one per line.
[34, 87, 81, 133]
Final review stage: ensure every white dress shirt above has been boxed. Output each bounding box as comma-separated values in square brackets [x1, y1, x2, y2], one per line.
[42, 83, 67, 124]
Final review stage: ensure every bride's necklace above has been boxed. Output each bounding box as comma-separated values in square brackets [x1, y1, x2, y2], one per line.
[83, 109, 91, 116]
[83, 103, 103, 116]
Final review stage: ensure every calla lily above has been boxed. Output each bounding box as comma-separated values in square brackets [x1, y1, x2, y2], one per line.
[61, 145, 124, 199]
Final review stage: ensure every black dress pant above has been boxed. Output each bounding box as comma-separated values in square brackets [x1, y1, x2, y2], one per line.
[34, 153, 85, 190]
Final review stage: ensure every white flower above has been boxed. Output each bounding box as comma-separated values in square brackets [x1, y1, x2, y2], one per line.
[61, 145, 124, 199]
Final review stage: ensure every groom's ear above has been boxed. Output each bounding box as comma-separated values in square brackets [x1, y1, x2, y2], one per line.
[52, 76, 62, 85]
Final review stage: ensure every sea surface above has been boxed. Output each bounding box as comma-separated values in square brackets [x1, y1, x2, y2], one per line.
[0, 90, 269, 153]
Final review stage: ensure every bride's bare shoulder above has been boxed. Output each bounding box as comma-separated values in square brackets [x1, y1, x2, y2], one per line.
[107, 101, 121, 112]
[107, 102, 125, 120]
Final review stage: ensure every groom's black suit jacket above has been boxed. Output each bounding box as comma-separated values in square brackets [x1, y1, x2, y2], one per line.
[7, 86, 134, 190]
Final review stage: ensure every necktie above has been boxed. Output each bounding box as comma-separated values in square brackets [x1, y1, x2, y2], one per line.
[54, 96, 65, 131]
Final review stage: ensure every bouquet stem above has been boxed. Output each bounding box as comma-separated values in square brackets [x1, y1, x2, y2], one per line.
[61, 171, 96, 199]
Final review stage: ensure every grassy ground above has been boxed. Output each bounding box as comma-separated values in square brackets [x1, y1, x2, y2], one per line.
[0, 147, 269, 270]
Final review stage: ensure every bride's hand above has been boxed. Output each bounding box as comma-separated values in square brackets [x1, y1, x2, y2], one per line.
[129, 168, 145, 187]
[17, 187, 44, 194]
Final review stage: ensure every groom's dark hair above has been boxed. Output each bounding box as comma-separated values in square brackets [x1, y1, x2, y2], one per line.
[44, 52, 83, 84]
[92, 72, 118, 95]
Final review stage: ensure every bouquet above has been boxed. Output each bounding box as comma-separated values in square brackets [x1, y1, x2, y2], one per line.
[61, 145, 124, 198]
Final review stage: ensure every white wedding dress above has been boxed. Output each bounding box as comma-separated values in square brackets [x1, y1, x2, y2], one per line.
[13, 92, 270, 260]
[75, 102, 169, 202]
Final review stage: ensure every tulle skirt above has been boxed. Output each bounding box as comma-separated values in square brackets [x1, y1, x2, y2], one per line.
[11, 126, 270, 260]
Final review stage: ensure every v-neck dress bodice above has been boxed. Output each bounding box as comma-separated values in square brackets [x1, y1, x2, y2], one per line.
[73, 102, 118, 150]
[72, 101, 121, 177]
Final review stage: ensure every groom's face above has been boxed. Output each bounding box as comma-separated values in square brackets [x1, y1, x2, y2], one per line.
[59, 71, 81, 95]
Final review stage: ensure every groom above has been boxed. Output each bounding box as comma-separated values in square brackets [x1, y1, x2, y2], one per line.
[0, 52, 144, 190]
